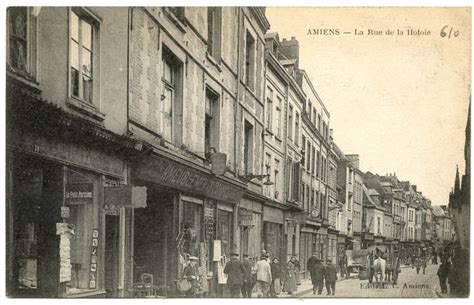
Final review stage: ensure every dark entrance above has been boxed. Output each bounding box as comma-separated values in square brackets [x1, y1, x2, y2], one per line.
[104, 214, 120, 297]
[9, 155, 62, 297]
[133, 187, 176, 296]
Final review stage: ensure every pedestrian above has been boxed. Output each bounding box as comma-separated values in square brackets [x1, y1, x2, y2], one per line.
[391, 250, 401, 286]
[241, 254, 254, 298]
[415, 257, 421, 274]
[255, 254, 272, 297]
[422, 257, 427, 275]
[340, 253, 349, 279]
[411, 254, 416, 269]
[312, 258, 325, 295]
[366, 251, 374, 284]
[307, 253, 319, 292]
[283, 256, 298, 295]
[183, 256, 199, 296]
[437, 258, 451, 293]
[293, 254, 301, 285]
[324, 259, 337, 296]
[270, 257, 282, 297]
[224, 253, 245, 297]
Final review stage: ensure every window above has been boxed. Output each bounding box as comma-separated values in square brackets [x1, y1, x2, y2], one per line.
[301, 135, 306, 167]
[316, 150, 320, 178]
[266, 87, 273, 130]
[70, 9, 98, 104]
[161, 47, 183, 144]
[306, 141, 311, 172]
[265, 153, 271, 196]
[312, 108, 317, 126]
[311, 146, 316, 175]
[276, 97, 282, 137]
[205, 88, 220, 155]
[288, 105, 293, 140]
[8, 7, 37, 78]
[274, 159, 280, 199]
[243, 120, 253, 175]
[244, 30, 255, 89]
[317, 114, 321, 131]
[207, 7, 222, 60]
[295, 113, 300, 146]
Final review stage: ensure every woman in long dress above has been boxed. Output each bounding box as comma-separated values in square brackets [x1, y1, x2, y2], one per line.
[283, 257, 297, 295]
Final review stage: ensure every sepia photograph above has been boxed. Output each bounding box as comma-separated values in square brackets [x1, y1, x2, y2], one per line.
[2, 1, 471, 300]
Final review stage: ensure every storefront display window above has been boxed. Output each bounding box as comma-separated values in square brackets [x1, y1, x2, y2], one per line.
[216, 209, 232, 258]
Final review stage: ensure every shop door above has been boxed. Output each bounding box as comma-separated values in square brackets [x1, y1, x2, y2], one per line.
[104, 214, 120, 297]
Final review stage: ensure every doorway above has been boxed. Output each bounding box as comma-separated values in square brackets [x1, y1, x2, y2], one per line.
[104, 214, 120, 297]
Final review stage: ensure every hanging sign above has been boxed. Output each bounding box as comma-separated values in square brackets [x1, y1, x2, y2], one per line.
[89, 229, 99, 289]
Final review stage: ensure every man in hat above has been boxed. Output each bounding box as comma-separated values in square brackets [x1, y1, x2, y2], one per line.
[183, 256, 199, 296]
[391, 250, 401, 286]
[312, 257, 325, 295]
[241, 254, 254, 297]
[224, 253, 246, 297]
[255, 253, 272, 297]
[324, 259, 338, 296]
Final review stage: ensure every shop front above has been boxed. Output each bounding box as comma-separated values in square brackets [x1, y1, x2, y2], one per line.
[262, 205, 285, 263]
[132, 152, 246, 297]
[327, 229, 338, 264]
[299, 222, 328, 279]
[238, 198, 263, 261]
[6, 92, 140, 298]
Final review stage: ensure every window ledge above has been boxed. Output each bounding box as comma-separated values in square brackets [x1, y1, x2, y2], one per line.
[67, 97, 106, 121]
[274, 135, 282, 142]
[7, 70, 41, 93]
[205, 52, 222, 72]
[265, 128, 274, 136]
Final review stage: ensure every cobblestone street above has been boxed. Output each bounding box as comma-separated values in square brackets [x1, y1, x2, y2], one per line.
[280, 263, 442, 298]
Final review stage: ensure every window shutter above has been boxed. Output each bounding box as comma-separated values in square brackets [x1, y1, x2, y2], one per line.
[286, 157, 291, 200]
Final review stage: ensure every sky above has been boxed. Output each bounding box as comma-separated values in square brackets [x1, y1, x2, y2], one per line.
[266, 7, 471, 205]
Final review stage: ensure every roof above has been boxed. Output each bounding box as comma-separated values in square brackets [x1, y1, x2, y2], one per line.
[432, 206, 446, 217]
[367, 189, 380, 196]
[363, 185, 384, 210]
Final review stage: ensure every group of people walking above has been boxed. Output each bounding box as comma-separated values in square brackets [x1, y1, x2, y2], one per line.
[221, 252, 304, 298]
[307, 253, 338, 296]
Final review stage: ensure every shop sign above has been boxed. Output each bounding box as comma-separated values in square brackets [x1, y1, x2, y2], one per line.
[293, 211, 307, 224]
[375, 238, 383, 244]
[65, 183, 93, 205]
[89, 229, 99, 289]
[135, 156, 246, 203]
[363, 232, 374, 240]
[104, 185, 147, 208]
[210, 152, 227, 175]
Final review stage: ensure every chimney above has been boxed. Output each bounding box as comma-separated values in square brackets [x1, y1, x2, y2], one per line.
[279, 36, 300, 66]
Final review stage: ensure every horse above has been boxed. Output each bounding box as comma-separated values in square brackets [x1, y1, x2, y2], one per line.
[373, 256, 386, 288]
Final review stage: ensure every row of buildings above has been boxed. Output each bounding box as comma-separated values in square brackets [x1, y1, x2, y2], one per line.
[5, 7, 457, 298]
